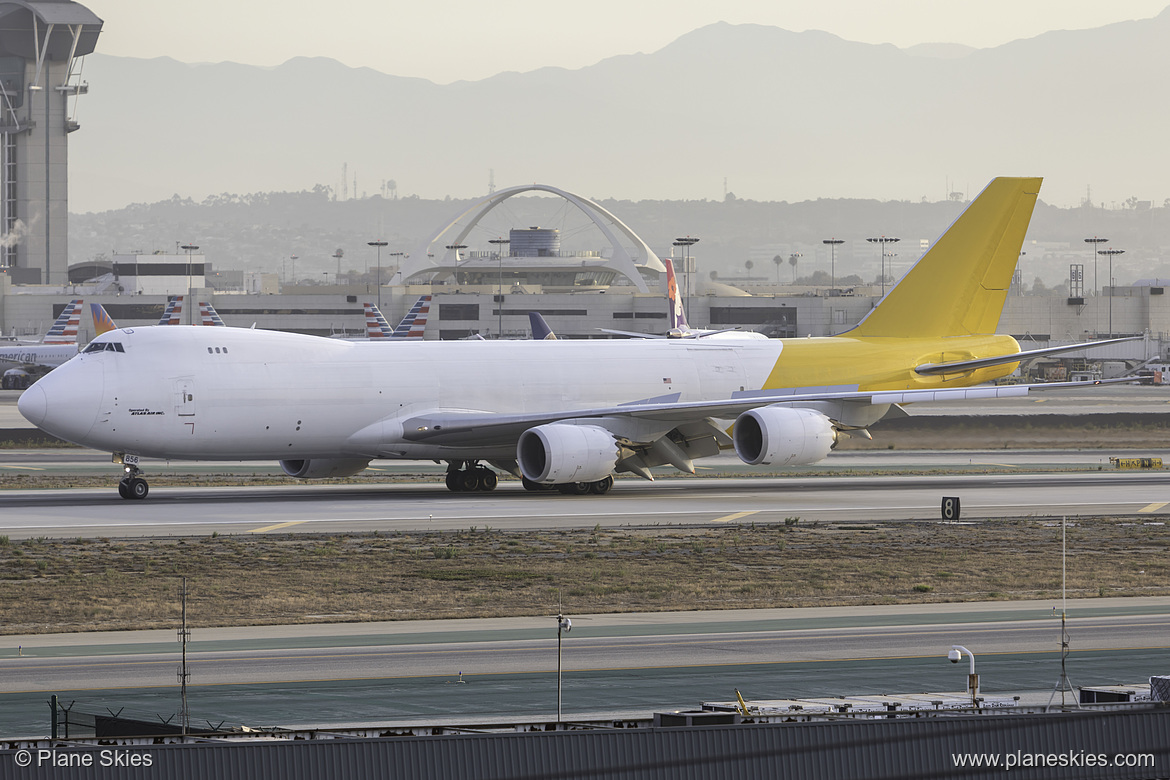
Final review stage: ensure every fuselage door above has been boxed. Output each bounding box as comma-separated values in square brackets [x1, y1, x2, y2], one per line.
[175, 378, 196, 417]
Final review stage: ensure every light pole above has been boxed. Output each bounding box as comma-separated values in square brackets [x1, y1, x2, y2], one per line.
[368, 241, 387, 308]
[673, 237, 699, 320]
[866, 236, 900, 297]
[1098, 248, 1125, 337]
[181, 244, 199, 325]
[289, 255, 297, 286]
[1084, 237, 1108, 336]
[489, 238, 510, 338]
[332, 248, 344, 287]
[823, 238, 844, 291]
[947, 645, 979, 707]
[445, 244, 467, 286]
[556, 612, 571, 722]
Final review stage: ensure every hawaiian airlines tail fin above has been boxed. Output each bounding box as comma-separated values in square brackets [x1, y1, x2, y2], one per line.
[158, 296, 183, 326]
[90, 303, 118, 336]
[847, 177, 1042, 339]
[390, 295, 431, 339]
[664, 258, 689, 333]
[364, 303, 394, 339]
[42, 299, 83, 344]
[198, 302, 226, 327]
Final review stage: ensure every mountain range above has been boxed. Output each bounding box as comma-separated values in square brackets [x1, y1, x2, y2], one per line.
[69, 9, 1170, 214]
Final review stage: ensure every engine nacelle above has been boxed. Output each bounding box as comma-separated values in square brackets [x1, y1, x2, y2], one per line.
[279, 458, 372, 480]
[517, 423, 620, 484]
[733, 406, 836, 466]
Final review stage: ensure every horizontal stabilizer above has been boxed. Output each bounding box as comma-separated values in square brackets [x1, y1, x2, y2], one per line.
[915, 336, 1143, 375]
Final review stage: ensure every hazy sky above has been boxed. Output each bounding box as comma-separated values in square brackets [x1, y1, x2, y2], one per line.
[94, 0, 1169, 84]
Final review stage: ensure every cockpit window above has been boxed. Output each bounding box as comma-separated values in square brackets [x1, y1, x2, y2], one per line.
[84, 342, 124, 353]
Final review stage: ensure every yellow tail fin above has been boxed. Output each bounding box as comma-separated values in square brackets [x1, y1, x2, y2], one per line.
[847, 177, 1042, 339]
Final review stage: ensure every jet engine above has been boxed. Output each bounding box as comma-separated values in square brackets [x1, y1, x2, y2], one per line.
[517, 423, 620, 484]
[732, 406, 836, 466]
[279, 458, 372, 479]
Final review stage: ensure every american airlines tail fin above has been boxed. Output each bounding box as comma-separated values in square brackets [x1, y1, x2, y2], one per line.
[198, 302, 226, 327]
[390, 295, 432, 339]
[158, 296, 183, 326]
[664, 258, 689, 333]
[90, 303, 118, 336]
[42, 299, 83, 344]
[529, 312, 557, 340]
[364, 303, 395, 339]
[847, 177, 1042, 339]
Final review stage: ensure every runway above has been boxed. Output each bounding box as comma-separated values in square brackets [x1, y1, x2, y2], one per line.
[1, 598, 1166, 735]
[3, 468, 1170, 540]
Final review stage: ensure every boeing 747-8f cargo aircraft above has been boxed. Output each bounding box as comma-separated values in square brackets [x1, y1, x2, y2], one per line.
[16, 178, 1131, 499]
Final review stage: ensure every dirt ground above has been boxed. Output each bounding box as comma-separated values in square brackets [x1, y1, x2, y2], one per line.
[2, 518, 1166, 635]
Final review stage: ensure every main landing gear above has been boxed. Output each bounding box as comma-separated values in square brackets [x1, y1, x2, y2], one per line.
[522, 475, 614, 495]
[115, 454, 149, 500]
[444, 461, 499, 493]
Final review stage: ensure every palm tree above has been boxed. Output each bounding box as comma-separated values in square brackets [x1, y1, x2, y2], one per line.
[745, 259, 754, 279]
[772, 254, 783, 285]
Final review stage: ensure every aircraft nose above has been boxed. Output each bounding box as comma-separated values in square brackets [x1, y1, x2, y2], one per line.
[17, 383, 46, 426]
[19, 360, 103, 443]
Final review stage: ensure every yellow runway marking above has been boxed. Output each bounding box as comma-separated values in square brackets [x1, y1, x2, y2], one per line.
[250, 520, 308, 533]
[1139, 502, 1168, 514]
[2, 465, 44, 471]
[712, 511, 760, 524]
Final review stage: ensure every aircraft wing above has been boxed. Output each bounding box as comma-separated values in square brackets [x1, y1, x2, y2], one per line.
[398, 378, 1125, 447]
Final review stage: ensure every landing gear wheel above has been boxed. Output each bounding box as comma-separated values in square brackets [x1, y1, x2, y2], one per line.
[558, 482, 591, 495]
[522, 477, 546, 492]
[119, 476, 148, 500]
[459, 470, 482, 492]
[445, 461, 499, 493]
[588, 476, 614, 495]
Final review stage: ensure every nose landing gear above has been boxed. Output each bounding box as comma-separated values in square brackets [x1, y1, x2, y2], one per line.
[115, 454, 150, 500]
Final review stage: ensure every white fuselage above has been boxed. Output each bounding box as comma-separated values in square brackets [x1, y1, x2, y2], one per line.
[0, 343, 78, 371]
[21, 326, 784, 461]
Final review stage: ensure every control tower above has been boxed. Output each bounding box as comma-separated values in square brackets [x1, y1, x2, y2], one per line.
[0, 0, 101, 285]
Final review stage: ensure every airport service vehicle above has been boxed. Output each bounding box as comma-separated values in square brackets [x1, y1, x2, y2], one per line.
[18, 178, 1130, 499]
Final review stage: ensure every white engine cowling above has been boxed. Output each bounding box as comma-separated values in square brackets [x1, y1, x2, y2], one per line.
[280, 458, 372, 479]
[733, 407, 836, 466]
[517, 423, 620, 484]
